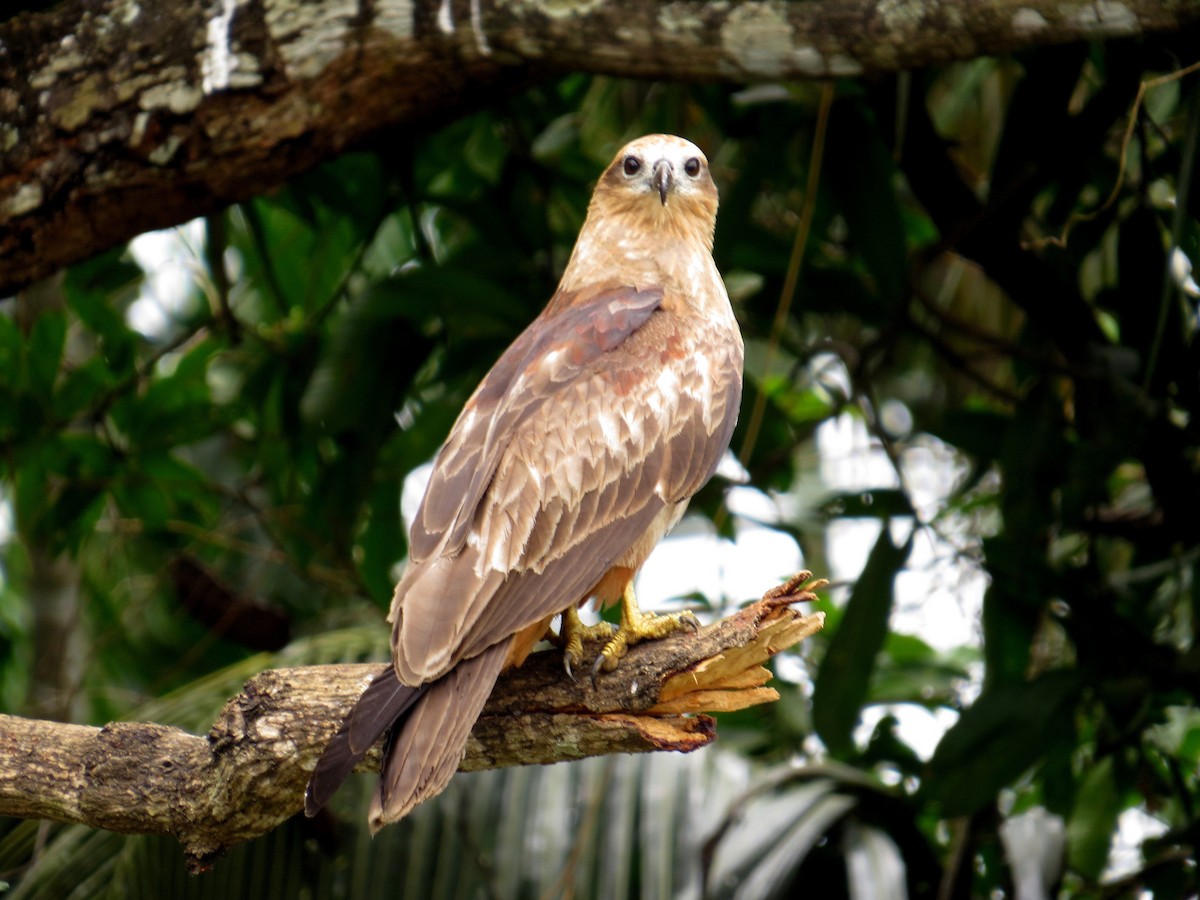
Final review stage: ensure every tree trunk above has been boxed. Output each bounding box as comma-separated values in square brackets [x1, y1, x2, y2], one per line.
[2, 0, 1197, 294]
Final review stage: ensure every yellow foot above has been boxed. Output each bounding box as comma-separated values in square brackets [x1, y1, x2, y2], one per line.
[592, 583, 698, 682]
[558, 606, 614, 682]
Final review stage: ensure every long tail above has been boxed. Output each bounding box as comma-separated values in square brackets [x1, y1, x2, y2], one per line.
[304, 639, 511, 830]
[369, 638, 510, 831]
[304, 665, 425, 817]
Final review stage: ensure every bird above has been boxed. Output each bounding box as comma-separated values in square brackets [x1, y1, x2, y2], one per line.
[304, 133, 744, 831]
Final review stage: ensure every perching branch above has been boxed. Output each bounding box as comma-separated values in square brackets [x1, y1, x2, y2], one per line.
[2, 0, 1198, 294]
[0, 574, 825, 873]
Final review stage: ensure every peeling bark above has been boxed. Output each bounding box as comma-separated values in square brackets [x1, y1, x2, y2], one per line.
[0, 575, 825, 872]
[1, 0, 1197, 294]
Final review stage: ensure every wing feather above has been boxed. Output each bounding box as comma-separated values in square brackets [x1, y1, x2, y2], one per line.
[408, 285, 664, 562]
[392, 286, 742, 683]
[455, 501, 667, 656]
[666, 342, 743, 500]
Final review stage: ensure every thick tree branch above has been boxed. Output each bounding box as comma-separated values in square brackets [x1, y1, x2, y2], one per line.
[0, 574, 825, 873]
[2, 0, 1197, 294]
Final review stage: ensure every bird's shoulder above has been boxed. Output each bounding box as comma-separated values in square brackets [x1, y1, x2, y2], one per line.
[495, 287, 743, 528]
[409, 283, 668, 561]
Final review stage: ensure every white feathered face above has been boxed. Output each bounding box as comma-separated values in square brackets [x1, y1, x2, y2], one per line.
[561, 133, 723, 291]
[600, 134, 718, 215]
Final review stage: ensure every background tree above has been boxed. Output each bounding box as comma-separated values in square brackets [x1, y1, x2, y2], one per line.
[2, 0, 1200, 897]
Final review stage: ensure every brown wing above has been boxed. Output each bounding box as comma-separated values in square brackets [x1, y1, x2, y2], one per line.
[390, 286, 743, 685]
[407, 284, 665, 563]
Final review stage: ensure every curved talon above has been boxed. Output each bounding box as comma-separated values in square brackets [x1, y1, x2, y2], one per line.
[559, 606, 613, 684]
[589, 653, 606, 689]
[589, 585, 699, 686]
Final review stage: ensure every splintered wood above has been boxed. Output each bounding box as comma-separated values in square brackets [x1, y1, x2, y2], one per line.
[465, 571, 825, 768]
[650, 572, 827, 714]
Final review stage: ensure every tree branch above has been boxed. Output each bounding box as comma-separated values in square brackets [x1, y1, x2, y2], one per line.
[0, 574, 825, 873]
[2, 0, 1197, 294]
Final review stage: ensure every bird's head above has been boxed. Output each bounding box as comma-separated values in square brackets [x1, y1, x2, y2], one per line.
[557, 134, 721, 296]
[589, 134, 718, 244]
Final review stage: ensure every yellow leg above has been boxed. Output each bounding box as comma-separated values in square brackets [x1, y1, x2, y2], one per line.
[593, 582, 699, 677]
[558, 606, 614, 681]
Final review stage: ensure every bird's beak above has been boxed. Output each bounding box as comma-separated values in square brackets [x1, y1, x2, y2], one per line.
[652, 160, 672, 205]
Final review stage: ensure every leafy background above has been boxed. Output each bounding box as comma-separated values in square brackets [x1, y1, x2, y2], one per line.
[2, 36, 1200, 899]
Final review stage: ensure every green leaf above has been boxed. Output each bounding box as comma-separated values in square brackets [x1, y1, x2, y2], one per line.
[12, 436, 112, 553]
[774, 386, 834, 427]
[812, 526, 912, 755]
[922, 671, 1081, 816]
[25, 311, 66, 402]
[980, 541, 1042, 689]
[64, 260, 139, 378]
[356, 478, 405, 605]
[48, 483, 108, 554]
[0, 316, 23, 437]
[112, 366, 216, 449]
[134, 452, 219, 533]
[1147, 706, 1200, 767]
[825, 99, 908, 308]
[12, 456, 48, 538]
[292, 153, 387, 235]
[0, 314, 21, 376]
[1066, 755, 1120, 879]
[930, 409, 1010, 465]
[870, 650, 974, 710]
[54, 358, 113, 420]
[237, 198, 357, 314]
[62, 244, 143, 301]
[299, 280, 434, 435]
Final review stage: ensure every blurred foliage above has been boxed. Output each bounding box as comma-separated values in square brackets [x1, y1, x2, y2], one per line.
[2, 33, 1200, 899]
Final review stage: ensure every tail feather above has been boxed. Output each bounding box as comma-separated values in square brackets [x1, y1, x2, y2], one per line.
[368, 638, 511, 832]
[346, 669, 422, 757]
[304, 666, 424, 817]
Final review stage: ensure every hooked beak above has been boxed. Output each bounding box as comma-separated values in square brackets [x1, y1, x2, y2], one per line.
[652, 160, 672, 205]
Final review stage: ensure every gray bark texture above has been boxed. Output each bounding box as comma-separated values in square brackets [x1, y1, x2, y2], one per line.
[0, 577, 825, 871]
[2, 0, 1198, 294]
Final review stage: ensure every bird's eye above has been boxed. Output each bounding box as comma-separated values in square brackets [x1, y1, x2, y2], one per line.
[622, 156, 641, 176]
[684, 157, 702, 177]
